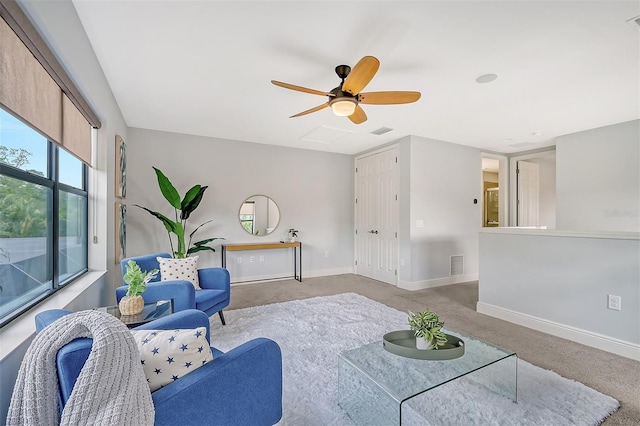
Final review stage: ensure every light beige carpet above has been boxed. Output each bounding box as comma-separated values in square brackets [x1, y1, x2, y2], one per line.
[221, 275, 640, 425]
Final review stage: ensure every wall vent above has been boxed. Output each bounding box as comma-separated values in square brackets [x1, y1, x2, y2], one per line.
[371, 127, 393, 135]
[450, 255, 464, 276]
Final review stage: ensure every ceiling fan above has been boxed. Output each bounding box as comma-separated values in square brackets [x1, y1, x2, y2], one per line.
[271, 56, 421, 124]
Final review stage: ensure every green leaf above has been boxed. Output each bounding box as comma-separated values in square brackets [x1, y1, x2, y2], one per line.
[180, 186, 207, 220]
[135, 205, 179, 233]
[153, 167, 181, 209]
[193, 237, 222, 246]
[180, 185, 202, 217]
[189, 220, 213, 239]
[187, 245, 216, 255]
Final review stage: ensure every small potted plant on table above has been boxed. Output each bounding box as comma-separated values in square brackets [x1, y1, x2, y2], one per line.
[119, 260, 159, 316]
[408, 308, 448, 350]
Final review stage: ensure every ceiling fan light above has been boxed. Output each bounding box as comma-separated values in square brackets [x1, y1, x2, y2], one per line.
[330, 98, 357, 116]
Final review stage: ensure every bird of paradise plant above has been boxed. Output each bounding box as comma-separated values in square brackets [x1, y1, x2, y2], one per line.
[136, 167, 221, 258]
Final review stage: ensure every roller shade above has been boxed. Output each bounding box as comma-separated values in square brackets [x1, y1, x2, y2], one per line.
[62, 94, 92, 164]
[0, 15, 62, 143]
[0, 2, 100, 166]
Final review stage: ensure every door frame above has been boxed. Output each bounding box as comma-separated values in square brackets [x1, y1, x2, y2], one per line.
[480, 153, 509, 227]
[354, 144, 400, 285]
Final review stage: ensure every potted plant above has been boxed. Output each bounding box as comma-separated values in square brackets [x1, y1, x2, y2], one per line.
[287, 228, 298, 242]
[119, 260, 159, 315]
[407, 308, 448, 350]
[136, 167, 222, 258]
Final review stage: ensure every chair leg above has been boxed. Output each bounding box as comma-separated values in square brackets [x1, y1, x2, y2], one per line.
[218, 310, 226, 325]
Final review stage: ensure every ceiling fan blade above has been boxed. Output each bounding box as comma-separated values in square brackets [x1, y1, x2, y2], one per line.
[271, 80, 334, 97]
[358, 91, 421, 105]
[290, 103, 329, 118]
[348, 105, 367, 124]
[342, 56, 380, 95]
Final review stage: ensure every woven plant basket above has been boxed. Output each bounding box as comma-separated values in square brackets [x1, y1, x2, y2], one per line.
[119, 295, 144, 316]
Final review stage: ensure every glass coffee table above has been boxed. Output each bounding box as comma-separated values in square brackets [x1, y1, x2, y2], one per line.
[96, 299, 173, 328]
[338, 329, 517, 425]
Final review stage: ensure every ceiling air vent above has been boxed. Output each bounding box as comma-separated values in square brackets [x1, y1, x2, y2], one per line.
[371, 127, 393, 135]
[627, 15, 640, 31]
[450, 255, 464, 276]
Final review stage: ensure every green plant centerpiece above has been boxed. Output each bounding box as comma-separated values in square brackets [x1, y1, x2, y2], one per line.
[287, 228, 298, 242]
[136, 167, 221, 258]
[408, 308, 448, 350]
[119, 260, 159, 315]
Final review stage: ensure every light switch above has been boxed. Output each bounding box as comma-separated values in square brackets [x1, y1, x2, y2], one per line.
[416, 220, 424, 228]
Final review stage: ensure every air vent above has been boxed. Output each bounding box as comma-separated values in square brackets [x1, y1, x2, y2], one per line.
[371, 127, 393, 135]
[508, 141, 536, 148]
[450, 255, 464, 276]
[627, 15, 640, 31]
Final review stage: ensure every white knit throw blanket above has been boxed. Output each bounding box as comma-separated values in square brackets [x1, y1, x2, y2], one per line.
[7, 310, 155, 426]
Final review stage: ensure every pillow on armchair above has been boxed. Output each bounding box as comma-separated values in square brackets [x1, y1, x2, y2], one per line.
[157, 256, 200, 289]
[131, 327, 213, 391]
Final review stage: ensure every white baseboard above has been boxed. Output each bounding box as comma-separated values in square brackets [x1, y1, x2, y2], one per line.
[230, 267, 354, 286]
[477, 301, 640, 361]
[398, 273, 478, 291]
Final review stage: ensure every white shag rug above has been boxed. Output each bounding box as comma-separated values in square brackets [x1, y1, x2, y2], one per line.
[210, 293, 619, 425]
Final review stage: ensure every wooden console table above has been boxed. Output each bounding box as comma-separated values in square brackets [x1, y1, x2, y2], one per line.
[221, 241, 302, 283]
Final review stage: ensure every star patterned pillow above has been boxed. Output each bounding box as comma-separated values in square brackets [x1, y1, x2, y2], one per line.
[130, 327, 213, 392]
[157, 256, 200, 289]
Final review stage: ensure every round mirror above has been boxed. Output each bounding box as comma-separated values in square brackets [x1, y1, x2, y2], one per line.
[238, 195, 280, 236]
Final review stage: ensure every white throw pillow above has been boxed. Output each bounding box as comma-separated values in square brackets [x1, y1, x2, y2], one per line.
[130, 328, 213, 392]
[157, 256, 200, 289]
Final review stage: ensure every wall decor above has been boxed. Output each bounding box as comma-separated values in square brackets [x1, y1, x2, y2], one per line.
[115, 134, 127, 198]
[115, 202, 126, 263]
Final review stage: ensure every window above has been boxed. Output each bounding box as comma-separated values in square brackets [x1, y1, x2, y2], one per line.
[239, 201, 256, 234]
[0, 108, 88, 325]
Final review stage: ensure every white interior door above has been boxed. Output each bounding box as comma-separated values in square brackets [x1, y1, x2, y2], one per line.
[517, 160, 540, 226]
[356, 154, 376, 280]
[355, 147, 398, 285]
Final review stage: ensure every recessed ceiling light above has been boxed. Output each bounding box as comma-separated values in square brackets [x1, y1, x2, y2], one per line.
[531, 132, 542, 136]
[476, 73, 498, 84]
[502, 138, 512, 142]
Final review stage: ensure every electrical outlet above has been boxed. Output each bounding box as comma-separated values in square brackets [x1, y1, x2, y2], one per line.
[250, 256, 255, 263]
[236, 257, 242, 264]
[324, 251, 330, 258]
[607, 295, 622, 311]
[400, 258, 405, 267]
[259, 255, 264, 262]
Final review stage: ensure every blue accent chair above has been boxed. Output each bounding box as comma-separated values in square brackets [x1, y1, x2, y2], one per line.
[116, 253, 231, 324]
[35, 309, 283, 426]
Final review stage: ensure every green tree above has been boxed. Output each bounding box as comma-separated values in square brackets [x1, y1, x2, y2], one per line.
[0, 147, 48, 237]
[0, 146, 30, 168]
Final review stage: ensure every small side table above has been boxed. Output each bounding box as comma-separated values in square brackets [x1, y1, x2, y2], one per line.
[96, 299, 173, 328]
[221, 241, 302, 283]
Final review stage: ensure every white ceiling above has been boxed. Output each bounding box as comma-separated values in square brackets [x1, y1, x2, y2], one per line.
[71, 1, 640, 155]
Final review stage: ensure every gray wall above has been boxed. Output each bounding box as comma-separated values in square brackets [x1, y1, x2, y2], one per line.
[406, 136, 482, 285]
[126, 128, 355, 280]
[479, 229, 640, 354]
[556, 120, 640, 232]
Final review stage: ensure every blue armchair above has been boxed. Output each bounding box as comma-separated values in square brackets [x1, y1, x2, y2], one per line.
[34, 309, 283, 425]
[116, 253, 231, 324]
